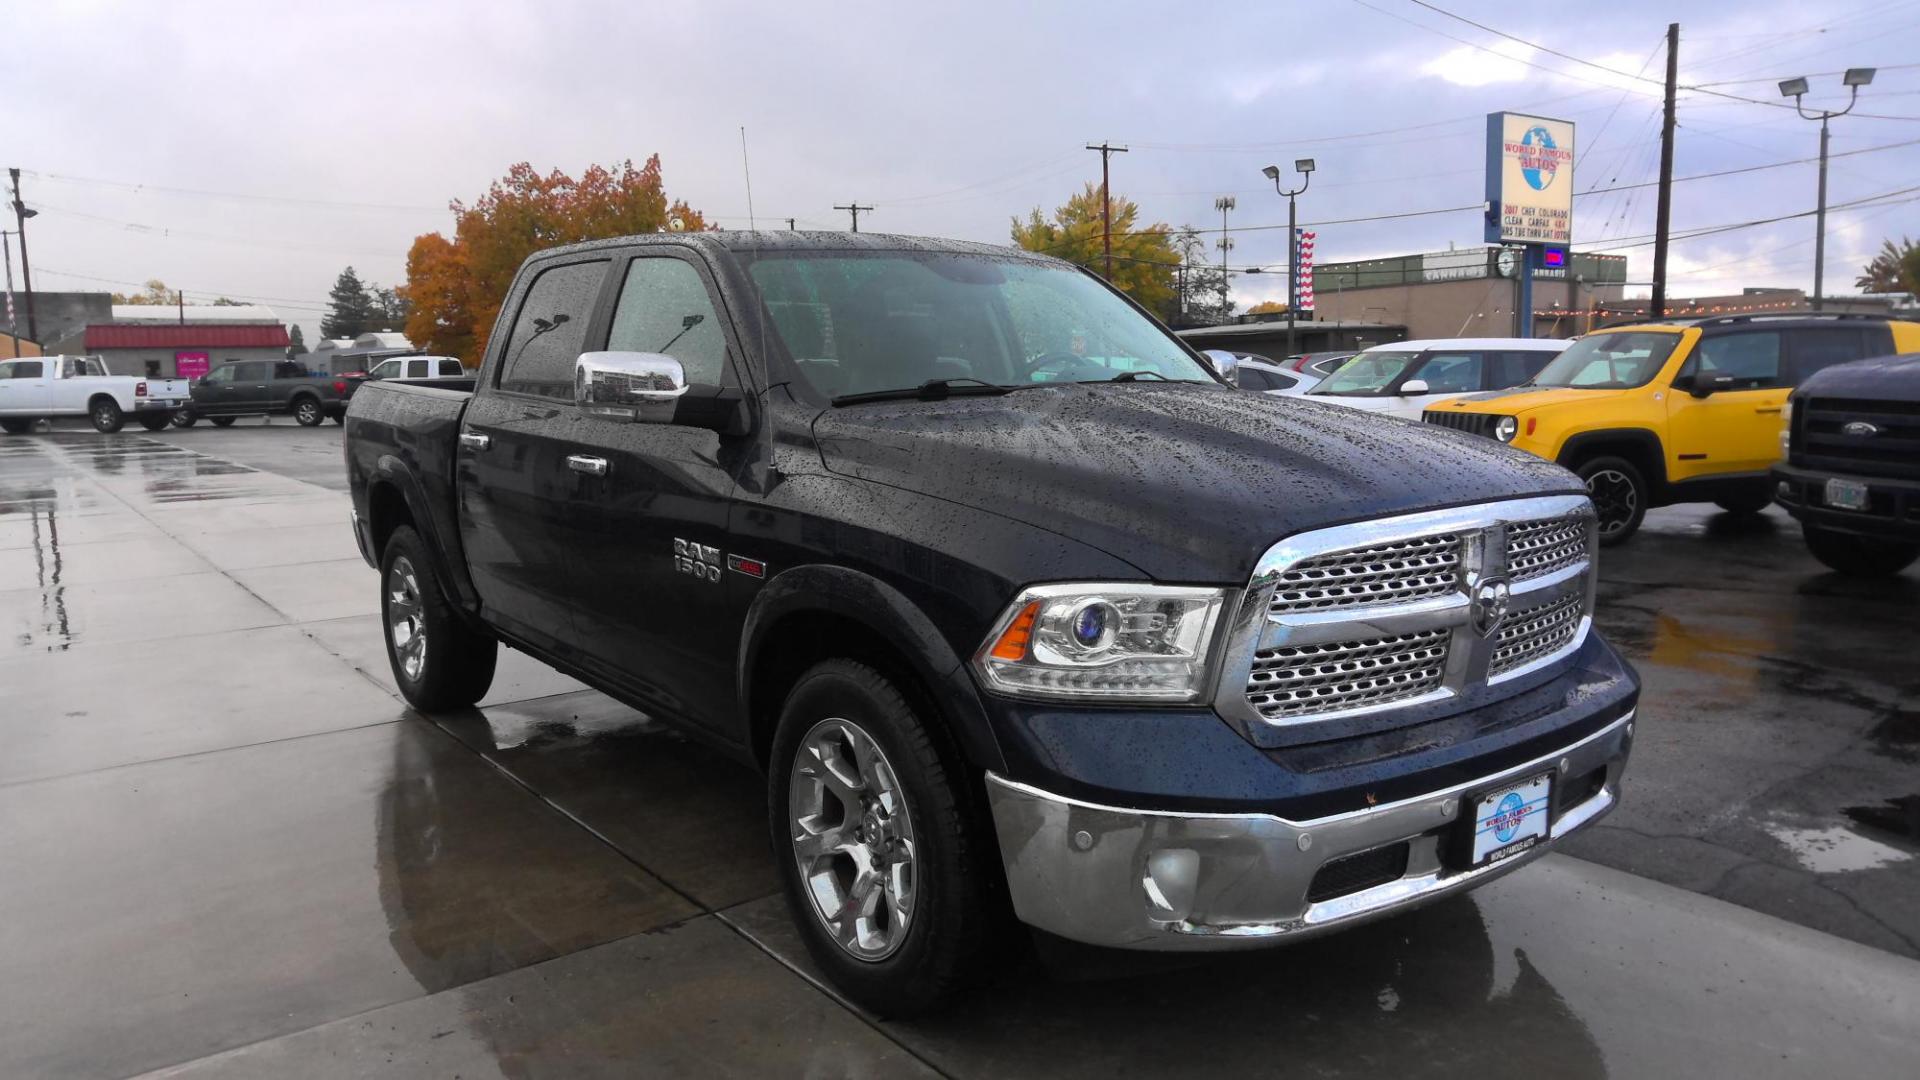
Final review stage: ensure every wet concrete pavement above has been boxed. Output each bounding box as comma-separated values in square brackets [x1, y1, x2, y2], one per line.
[2, 428, 1916, 1078]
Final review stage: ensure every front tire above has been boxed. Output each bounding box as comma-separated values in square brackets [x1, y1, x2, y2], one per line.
[769, 660, 994, 1018]
[137, 414, 172, 432]
[293, 397, 323, 427]
[171, 410, 198, 428]
[89, 398, 126, 433]
[1802, 524, 1920, 577]
[1576, 455, 1647, 545]
[380, 525, 497, 710]
[0, 418, 32, 435]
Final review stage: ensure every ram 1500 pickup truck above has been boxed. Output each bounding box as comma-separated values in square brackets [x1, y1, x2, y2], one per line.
[345, 232, 1639, 1016]
[1772, 351, 1920, 576]
[175, 360, 359, 427]
[0, 354, 191, 433]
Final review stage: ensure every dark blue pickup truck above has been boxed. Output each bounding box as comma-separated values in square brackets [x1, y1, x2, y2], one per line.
[343, 232, 1639, 1015]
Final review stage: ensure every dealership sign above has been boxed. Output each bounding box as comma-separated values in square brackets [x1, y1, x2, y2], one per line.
[175, 351, 210, 380]
[1485, 112, 1574, 245]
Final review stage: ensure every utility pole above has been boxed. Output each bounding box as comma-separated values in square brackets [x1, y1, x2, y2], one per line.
[3, 230, 19, 348]
[1085, 143, 1128, 280]
[786, 218, 797, 231]
[1650, 22, 1678, 319]
[833, 203, 873, 232]
[8, 169, 38, 343]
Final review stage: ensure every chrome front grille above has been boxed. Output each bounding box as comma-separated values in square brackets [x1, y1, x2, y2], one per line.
[1221, 495, 1599, 733]
[1506, 516, 1587, 582]
[1269, 533, 1462, 615]
[1246, 629, 1451, 721]
[1490, 593, 1584, 677]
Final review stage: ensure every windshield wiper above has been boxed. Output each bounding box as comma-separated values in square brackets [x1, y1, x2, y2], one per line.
[1107, 370, 1172, 382]
[832, 377, 1013, 406]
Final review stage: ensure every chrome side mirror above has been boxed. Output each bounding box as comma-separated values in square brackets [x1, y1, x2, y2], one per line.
[1399, 379, 1431, 396]
[575, 351, 689, 423]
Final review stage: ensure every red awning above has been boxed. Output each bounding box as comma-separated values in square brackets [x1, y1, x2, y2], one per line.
[84, 324, 291, 350]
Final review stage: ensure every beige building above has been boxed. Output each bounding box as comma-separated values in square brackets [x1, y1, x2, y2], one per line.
[1307, 248, 1628, 340]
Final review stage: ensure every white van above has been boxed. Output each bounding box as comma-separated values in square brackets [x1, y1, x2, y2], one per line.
[1305, 337, 1569, 421]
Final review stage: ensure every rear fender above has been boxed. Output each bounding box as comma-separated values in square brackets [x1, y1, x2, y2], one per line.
[364, 454, 481, 616]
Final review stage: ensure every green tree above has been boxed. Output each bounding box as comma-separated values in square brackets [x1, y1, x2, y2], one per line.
[1011, 183, 1178, 317]
[288, 324, 307, 356]
[1171, 225, 1231, 324]
[321, 266, 377, 339]
[1857, 236, 1920, 296]
[371, 287, 411, 331]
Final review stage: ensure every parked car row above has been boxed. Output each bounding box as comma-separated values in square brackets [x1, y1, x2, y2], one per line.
[0, 355, 191, 433]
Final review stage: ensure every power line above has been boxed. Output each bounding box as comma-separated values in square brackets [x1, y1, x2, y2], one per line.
[22, 169, 444, 213]
[1576, 134, 1920, 195]
[832, 203, 873, 232]
[1583, 183, 1920, 251]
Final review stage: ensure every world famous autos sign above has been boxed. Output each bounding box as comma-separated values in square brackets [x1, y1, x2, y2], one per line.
[1485, 112, 1574, 245]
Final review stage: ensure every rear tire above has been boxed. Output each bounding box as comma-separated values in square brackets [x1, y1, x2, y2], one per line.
[1576, 455, 1647, 545]
[170, 411, 198, 428]
[768, 659, 995, 1018]
[89, 398, 126, 433]
[1802, 524, 1920, 577]
[137, 414, 172, 432]
[380, 525, 497, 710]
[0, 418, 32, 435]
[293, 397, 323, 427]
[210, 416, 236, 428]
[331, 413, 345, 425]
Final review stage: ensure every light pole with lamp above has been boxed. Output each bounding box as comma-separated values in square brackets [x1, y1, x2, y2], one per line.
[1779, 68, 1874, 311]
[1262, 159, 1314, 358]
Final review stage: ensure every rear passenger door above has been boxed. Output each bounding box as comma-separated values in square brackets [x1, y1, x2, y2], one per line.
[565, 249, 748, 732]
[0, 360, 49, 414]
[458, 255, 613, 653]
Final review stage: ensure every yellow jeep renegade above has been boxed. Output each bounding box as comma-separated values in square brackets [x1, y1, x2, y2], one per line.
[1424, 314, 1920, 543]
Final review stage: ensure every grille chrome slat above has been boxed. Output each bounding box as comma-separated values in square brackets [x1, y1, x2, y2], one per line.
[1269, 533, 1462, 615]
[1247, 628, 1451, 720]
[1222, 495, 1599, 733]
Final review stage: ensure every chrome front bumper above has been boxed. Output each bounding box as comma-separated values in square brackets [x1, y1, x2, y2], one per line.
[986, 711, 1632, 950]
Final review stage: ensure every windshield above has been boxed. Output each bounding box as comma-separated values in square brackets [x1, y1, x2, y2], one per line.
[738, 251, 1214, 400]
[1311, 350, 1420, 396]
[1532, 332, 1681, 389]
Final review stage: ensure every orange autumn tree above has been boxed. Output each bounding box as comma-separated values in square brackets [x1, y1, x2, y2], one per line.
[401, 157, 709, 363]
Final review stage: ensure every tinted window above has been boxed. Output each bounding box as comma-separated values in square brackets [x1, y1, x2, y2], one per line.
[272, 362, 304, 379]
[1236, 367, 1275, 391]
[607, 257, 730, 386]
[1692, 331, 1782, 390]
[1493, 349, 1556, 388]
[1414, 351, 1483, 393]
[406, 359, 430, 378]
[1787, 327, 1871, 382]
[437, 359, 465, 376]
[4, 361, 43, 379]
[498, 260, 608, 398]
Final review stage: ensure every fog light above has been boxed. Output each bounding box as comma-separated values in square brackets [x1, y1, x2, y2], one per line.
[1776, 481, 1791, 499]
[1142, 848, 1199, 921]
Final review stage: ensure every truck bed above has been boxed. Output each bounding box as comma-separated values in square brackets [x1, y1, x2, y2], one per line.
[342, 379, 477, 592]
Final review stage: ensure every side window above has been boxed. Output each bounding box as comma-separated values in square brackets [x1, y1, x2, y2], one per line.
[63, 357, 87, 377]
[438, 359, 465, 376]
[497, 260, 609, 398]
[1492, 350, 1554, 388]
[1786, 328, 1867, 383]
[1235, 368, 1274, 391]
[606, 257, 730, 386]
[1692, 332, 1782, 390]
[204, 366, 231, 385]
[5, 360, 43, 379]
[1417, 352, 1483, 394]
[369, 360, 400, 380]
[405, 359, 430, 379]
[236, 362, 266, 382]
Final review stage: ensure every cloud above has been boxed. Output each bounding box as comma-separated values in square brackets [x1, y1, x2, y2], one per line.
[1420, 40, 1537, 87]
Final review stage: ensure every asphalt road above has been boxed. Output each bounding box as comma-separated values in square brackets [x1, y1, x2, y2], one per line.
[2, 426, 1915, 1078]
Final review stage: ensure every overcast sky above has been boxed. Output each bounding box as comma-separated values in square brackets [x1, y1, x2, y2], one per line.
[9, 0, 1919, 344]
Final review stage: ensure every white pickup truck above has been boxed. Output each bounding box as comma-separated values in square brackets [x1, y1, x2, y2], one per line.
[0, 355, 192, 434]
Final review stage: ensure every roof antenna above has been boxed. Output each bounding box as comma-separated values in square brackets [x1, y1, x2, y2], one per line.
[740, 125, 756, 233]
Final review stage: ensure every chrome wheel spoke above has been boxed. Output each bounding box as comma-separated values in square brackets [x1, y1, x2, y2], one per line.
[788, 716, 917, 962]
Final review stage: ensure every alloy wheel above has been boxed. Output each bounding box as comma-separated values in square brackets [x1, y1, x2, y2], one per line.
[1586, 469, 1638, 538]
[788, 717, 918, 961]
[386, 555, 427, 681]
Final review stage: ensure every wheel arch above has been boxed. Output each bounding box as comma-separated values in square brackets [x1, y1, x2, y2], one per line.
[1555, 428, 1668, 499]
[363, 457, 479, 615]
[738, 564, 1006, 778]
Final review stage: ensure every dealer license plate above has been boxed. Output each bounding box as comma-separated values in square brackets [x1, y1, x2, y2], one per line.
[1824, 478, 1870, 512]
[1470, 773, 1552, 865]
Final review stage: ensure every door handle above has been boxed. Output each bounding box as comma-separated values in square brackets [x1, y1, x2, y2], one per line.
[567, 454, 609, 476]
[458, 432, 491, 451]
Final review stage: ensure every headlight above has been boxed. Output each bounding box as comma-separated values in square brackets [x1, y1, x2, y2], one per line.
[973, 583, 1225, 702]
[1494, 415, 1519, 442]
[1781, 397, 1794, 424]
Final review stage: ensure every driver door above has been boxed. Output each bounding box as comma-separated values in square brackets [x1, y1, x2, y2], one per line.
[1665, 329, 1788, 480]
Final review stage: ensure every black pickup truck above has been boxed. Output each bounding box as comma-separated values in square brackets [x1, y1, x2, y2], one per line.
[344, 232, 1639, 1015]
[174, 360, 360, 428]
[1772, 352, 1920, 576]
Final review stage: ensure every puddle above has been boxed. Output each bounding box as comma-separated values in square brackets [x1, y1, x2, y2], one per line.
[1765, 821, 1914, 874]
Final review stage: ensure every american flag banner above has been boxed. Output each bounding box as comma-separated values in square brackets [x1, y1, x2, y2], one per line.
[1295, 230, 1316, 312]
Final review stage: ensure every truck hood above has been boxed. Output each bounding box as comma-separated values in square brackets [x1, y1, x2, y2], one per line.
[1431, 385, 1637, 415]
[811, 383, 1582, 582]
[1797, 351, 1920, 402]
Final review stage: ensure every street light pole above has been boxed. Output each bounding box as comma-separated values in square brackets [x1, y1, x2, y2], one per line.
[8, 168, 39, 343]
[1780, 68, 1874, 312]
[1262, 159, 1315, 358]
